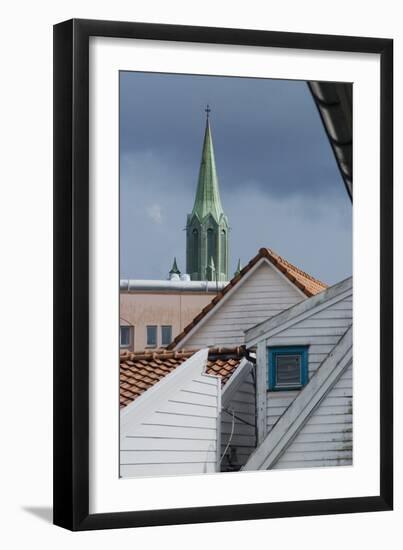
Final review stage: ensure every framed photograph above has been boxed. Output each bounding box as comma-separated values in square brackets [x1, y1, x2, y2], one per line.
[53, 19, 393, 531]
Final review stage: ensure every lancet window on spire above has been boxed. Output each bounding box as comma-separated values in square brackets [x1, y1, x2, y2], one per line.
[192, 229, 199, 273]
[221, 229, 227, 274]
[207, 228, 216, 270]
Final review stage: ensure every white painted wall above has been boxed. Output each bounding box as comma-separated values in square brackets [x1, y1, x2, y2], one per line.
[220, 365, 256, 470]
[182, 259, 306, 348]
[265, 291, 352, 433]
[243, 326, 352, 471]
[274, 363, 352, 469]
[120, 349, 221, 477]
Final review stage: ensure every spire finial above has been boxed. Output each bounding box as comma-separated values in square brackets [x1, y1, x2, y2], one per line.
[205, 104, 211, 119]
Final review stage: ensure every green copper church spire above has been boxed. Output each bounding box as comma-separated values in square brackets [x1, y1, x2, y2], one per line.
[186, 106, 229, 282]
[191, 106, 225, 223]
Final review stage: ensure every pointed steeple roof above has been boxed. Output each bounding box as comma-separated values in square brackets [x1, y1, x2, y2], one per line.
[169, 257, 181, 276]
[234, 258, 242, 276]
[191, 107, 225, 222]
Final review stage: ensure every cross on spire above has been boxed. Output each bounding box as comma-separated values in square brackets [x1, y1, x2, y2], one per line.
[205, 104, 211, 119]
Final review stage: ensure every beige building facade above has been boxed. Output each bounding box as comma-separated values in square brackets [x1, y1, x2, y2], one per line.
[120, 278, 226, 351]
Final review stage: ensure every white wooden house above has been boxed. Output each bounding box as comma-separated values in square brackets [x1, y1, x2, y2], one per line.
[168, 247, 327, 470]
[120, 347, 253, 477]
[243, 276, 353, 470]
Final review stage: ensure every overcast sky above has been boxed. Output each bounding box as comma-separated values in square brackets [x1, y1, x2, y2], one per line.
[120, 71, 352, 285]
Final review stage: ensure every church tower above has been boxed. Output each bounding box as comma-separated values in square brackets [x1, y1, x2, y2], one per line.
[186, 107, 229, 282]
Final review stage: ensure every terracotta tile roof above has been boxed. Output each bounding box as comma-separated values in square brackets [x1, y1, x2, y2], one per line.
[264, 248, 327, 297]
[167, 248, 327, 350]
[120, 347, 247, 408]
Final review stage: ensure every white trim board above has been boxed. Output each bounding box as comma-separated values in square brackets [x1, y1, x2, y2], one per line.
[221, 358, 254, 405]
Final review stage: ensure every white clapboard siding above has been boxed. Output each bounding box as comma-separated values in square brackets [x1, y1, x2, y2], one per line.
[265, 293, 352, 433]
[122, 437, 217, 451]
[243, 327, 352, 471]
[220, 368, 256, 470]
[274, 459, 352, 469]
[182, 260, 305, 348]
[120, 349, 221, 478]
[121, 463, 216, 477]
[273, 363, 353, 469]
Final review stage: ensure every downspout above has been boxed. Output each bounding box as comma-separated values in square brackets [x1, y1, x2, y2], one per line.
[242, 346, 259, 450]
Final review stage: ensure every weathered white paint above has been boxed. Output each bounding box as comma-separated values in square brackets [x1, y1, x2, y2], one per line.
[245, 277, 352, 347]
[220, 360, 256, 470]
[245, 278, 352, 437]
[264, 293, 352, 429]
[120, 349, 221, 478]
[243, 327, 352, 471]
[176, 259, 306, 349]
[221, 358, 253, 400]
[274, 363, 353, 469]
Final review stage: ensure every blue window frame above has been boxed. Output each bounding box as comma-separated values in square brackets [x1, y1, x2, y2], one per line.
[268, 346, 309, 391]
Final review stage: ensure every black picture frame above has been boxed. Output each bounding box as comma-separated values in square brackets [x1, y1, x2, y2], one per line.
[53, 18, 393, 531]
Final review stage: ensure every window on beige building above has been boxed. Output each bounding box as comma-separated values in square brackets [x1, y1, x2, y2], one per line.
[146, 325, 157, 347]
[120, 326, 133, 349]
[161, 325, 172, 347]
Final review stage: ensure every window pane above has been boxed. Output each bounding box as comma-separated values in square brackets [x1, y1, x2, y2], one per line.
[276, 354, 301, 386]
[120, 326, 131, 347]
[161, 325, 172, 346]
[147, 325, 157, 346]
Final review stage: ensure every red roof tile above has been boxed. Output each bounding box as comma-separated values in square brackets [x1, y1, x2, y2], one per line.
[120, 347, 246, 408]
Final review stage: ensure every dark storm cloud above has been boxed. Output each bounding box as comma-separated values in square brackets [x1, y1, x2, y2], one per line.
[120, 71, 352, 284]
[120, 72, 342, 198]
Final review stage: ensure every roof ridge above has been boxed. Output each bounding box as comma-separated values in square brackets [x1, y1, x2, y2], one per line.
[120, 346, 245, 363]
[120, 349, 193, 363]
[167, 247, 327, 350]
